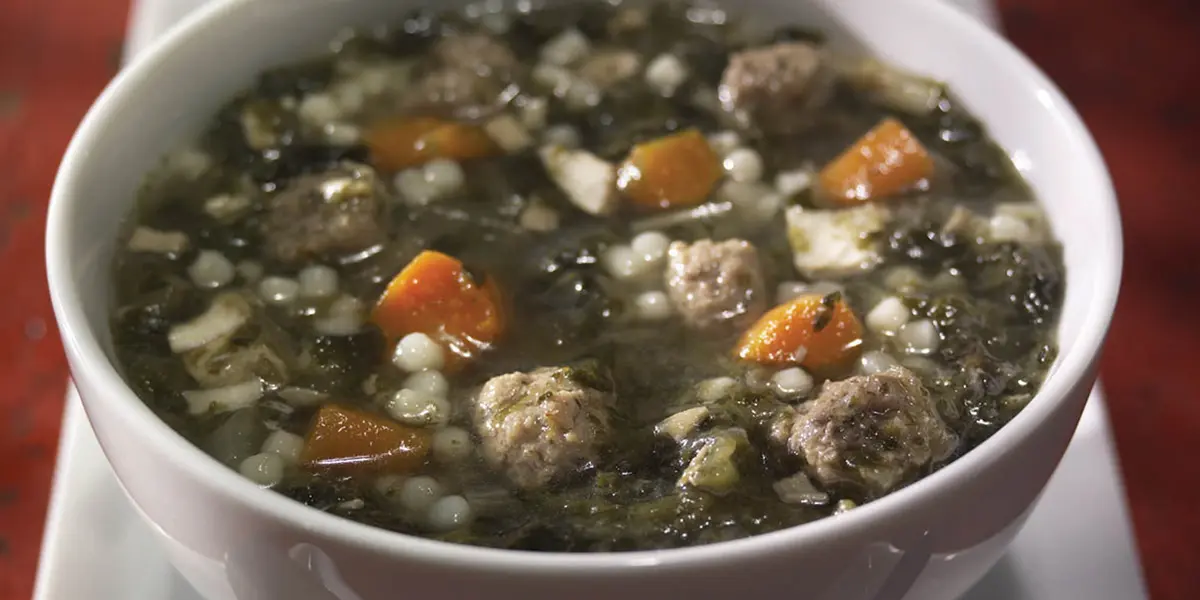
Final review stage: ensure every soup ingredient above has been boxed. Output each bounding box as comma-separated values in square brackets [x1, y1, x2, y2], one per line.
[664, 239, 767, 330]
[472, 366, 615, 490]
[300, 404, 432, 475]
[579, 49, 642, 88]
[403, 34, 518, 118]
[655, 406, 711, 443]
[773, 472, 829, 506]
[365, 117, 500, 172]
[617, 129, 723, 210]
[785, 203, 889, 278]
[127, 227, 189, 255]
[188, 250, 236, 289]
[166, 292, 251, 354]
[719, 42, 828, 131]
[370, 250, 505, 370]
[677, 428, 749, 494]
[261, 163, 389, 266]
[771, 367, 956, 497]
[182, 378, 265, 415]
[817, 117, 933, 205]
[538, 145, 619, 215]
[239, 452, 286, 487]
[735, 292, 864, 377]
[427, 495, 473, 531]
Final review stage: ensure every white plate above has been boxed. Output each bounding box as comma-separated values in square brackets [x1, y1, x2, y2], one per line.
[32, 1, 1148, 598]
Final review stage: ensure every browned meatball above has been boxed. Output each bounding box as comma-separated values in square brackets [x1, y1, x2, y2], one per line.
[472, 366, 614, 490]
[402, 33, 519, 119]
[664, 239, 767, 331]
[261, 163, 388, 267]
[770, 366, 958, 497]
[719, 42, 831, 132]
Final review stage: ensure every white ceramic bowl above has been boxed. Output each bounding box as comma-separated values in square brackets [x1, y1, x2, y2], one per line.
[46, 0, 1122, 598]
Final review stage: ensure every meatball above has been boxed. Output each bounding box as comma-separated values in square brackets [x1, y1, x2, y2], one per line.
[770, 366, 957, 497]
[664, 239, 767, 331]
[261, 163, 389, 267]
[402, 33, 519, 118]
[719, 42, 831, 132]
[472, 366, 615, 490]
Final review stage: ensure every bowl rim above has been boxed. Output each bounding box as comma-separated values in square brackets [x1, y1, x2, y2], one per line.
[46, 0, 1122, 573]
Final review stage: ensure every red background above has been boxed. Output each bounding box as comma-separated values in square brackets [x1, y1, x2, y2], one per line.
[1, 0, 1197, 597]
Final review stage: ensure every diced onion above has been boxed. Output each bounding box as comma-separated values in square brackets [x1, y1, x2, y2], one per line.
[239, 452, 284, 487]
[645, 53, 688, 95]
[261, 430, 305, 464]
[127, 227, 188, 255]
[167, 293, 250, 353]
[183, 378, 264, 415]
[866, 296, 910, 334]
[771, 367, 814, 400]
[403, 370, 449, 399]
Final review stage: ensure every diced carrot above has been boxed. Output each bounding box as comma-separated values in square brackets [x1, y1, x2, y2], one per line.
[370, 250, 505, 371]
[818, 117, 934, 206]
[365, 116, 500, 172]
[617, 129, 723, 210]
[301, 404, 431, 475]
[735, 292, 864, 377]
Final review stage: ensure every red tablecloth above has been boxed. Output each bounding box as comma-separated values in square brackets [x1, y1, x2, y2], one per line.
[1, 0, 1196, 598]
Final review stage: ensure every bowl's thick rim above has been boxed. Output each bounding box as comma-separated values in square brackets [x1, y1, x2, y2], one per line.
[46, 0, 1122, 574]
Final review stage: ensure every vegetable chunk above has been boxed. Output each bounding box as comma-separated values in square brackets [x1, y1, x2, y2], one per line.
[735, 292, 864, 376]
[818, 117, 933, 205]
[301, 404, 432, 474]
[366, 117, 500, 172]
[618, 129, 723, 210]
[370, 250, 505, 371]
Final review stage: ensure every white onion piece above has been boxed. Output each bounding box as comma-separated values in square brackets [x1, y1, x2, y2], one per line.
[127, 227, 188, 255]
[167, 294, 250, 353]
[277, 386, 328, 406]
[183, 378, 264, 415]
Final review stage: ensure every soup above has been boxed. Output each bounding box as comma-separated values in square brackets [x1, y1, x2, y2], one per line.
[110, 1, 1064, 551]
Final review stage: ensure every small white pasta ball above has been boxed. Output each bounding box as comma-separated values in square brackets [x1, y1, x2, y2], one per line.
[260, 430, 305, 464]
[399, 476, 444, 513]
[238, 452, 285, 487]
[258, 276, 299, 305]
[373, 474, 408, 501]
[635, 291, 672, 321]
[645, 53, 687, 95]
[771, 367, 814, 399]
[707, 131, 742, 156]
[520, 96, 549, 131]
[188, 250, 235, 289]
[392, 333, 445, 372]
[631, 231, 671, 265]
[433, 426, 473, 463]
[385, 389, 451, 427]
[298, 265, 339, 299]
[897, 320, 940, 355]
[540, 28, 590, 66]
[426, 495, 473, 531]
[236, 260, 263, 283]
[601, 244, 639, 280]
[403, 370, 449, 399]
[723, 147, 764, 183]
[519, 202, 560, 232]
[422, 159, 466, 197]
[394, 168, 438, 205]
[564, 78, 602, 110]
[860, 350, 900, 375]
[866, 296, 911, 334]
[542, 124, 581, 148]
[297, 93, 342, 125]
